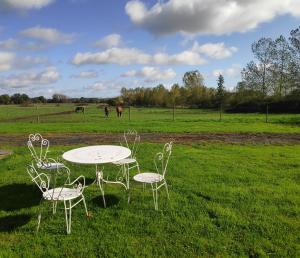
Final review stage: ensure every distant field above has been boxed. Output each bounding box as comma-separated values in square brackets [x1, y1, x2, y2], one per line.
[0, 104, 299, 134]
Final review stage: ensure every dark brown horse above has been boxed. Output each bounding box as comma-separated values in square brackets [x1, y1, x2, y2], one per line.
[116, 105, 123, 117]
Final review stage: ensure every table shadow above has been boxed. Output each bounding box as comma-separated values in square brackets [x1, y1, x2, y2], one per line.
[0, 184, 41, 211]
[0, 214, 31, 232]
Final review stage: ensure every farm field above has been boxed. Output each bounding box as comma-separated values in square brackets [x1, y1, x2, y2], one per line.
[0, 104, 299, 134]
[0, 104, 299, 257]
[0, 143, 299, 257]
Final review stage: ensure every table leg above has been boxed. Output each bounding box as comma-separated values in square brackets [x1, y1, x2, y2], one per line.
[96, 165, 106, 208]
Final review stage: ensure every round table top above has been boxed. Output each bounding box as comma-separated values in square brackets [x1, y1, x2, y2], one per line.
[62, 145, 131, 165]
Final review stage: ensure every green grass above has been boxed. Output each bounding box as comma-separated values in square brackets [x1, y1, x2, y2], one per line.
[0, 143, 299, 257]
[0, 104, 299, 134]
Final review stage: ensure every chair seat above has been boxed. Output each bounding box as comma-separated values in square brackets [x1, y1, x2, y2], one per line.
[43, 187, 81, 201]
[113, 158, 137, 165]
[133, 172, 164, 183]
[37, 162, 64, 170]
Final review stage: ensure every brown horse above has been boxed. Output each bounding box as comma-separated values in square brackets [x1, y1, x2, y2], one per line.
[116, 105, 123, 117]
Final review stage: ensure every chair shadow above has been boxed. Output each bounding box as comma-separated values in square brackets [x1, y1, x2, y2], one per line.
[0, 214, 31, 232]
[91, 194, 120, 208]
[0, 184, 41, 211]
[85, 178, 96, 185]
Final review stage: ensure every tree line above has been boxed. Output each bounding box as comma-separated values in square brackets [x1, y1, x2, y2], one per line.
[120, 26, 300, 112]
[1, 26, 299, 112]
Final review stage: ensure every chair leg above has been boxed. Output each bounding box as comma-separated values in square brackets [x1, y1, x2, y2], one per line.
[82, 195, 89, 216]
[36, 197, 44, 233]
[64, 200, 72, 234]
[136, 161, 141, 174]
[164, 181, 170, 200]
[52, 201, 58, 214]
[142, 183, 146, 192]
[151, 183, 159, 210]
[37, 213, 41, 233]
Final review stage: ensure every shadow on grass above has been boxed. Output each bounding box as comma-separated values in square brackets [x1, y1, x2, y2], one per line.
[85, 178, 96, 185]
[0, 214, 31, 232]
[91, 194, 120, 208]
[0, 184, 41, 211]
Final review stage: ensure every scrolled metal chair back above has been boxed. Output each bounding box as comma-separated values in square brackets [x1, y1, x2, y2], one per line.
[27, 164, 50, 194]
[27, 133, 50, 164]
[121, 129, 140, 159]
[154, 141, 173, 178]
[27, 163, 71, 200]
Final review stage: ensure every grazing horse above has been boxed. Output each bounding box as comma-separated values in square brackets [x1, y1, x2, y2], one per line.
[75, 106, 85, 113]
[116, 105, 123, 117]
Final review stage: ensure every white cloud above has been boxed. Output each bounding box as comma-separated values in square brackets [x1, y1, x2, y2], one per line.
[0, 67, 60, 88]
[0, 38, 51, 51]
[192, 42, 238, 59]
[0, 0, 54, 10]
[72, 48, 151, 66]
[71, 47, 206, 66]
[72, 70, 98, 78]
[94, 34, 122, 49]
[125, 0, 300, 36]
[122, 66, 176, 82]
[0, 52, 15, 71]
[20, 26, 76, 44]
[15, 56, 48, 69]
[85, 80, 125, 97]
[0, 38, 18, 50]
[86, 81, 106, 91]
[0, 51, 48, 71]
[213, 64, 241, 78]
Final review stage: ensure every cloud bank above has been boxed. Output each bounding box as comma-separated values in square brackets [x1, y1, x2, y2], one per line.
[0, 67, 60, 88]
[122, 66, 176, 82]
[125, 0, 300, 36]
[0, 0, 54, 10]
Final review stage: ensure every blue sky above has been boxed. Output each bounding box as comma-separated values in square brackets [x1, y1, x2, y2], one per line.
[0, 0, 299, 98]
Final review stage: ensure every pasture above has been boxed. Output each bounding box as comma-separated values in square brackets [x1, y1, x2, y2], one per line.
[0, 144, 299, 257]
[0, 104, 299, 257]
[0, 104, 299, 134]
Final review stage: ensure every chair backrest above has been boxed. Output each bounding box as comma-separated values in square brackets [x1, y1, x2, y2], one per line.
[154, 141, 173, 178]
[27, 133, 49, 164]
[27, 163, 71, 200]
[27, 163, 50, 194]
[121, 129, 140, 159]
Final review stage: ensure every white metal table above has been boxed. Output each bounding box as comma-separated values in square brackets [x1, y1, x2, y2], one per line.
[62, 145, 131, 207]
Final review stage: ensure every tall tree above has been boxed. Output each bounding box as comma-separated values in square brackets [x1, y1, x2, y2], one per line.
[251, 37, 275, 95]
[273, 35, 293, 96]
[52, 94, 68, 103]
[290, 26, 300, 52]
[216, 74, 225, 121]
[216, 74, 225, 101]
[183, 70, 204, 89]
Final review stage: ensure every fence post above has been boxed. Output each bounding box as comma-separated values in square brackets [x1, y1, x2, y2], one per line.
[36, 105, 39, 123]
[129, 106, 131, 121]
[265, 103, 269, 123]
[219, 102, 222, 121]
[173, 105, 175, 121]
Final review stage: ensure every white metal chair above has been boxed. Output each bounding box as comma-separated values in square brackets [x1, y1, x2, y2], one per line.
[133, 141, 173, 210]
[27, 163, 88, 234]
[27, 133, 64, 171]
[113, 129, 141, 189]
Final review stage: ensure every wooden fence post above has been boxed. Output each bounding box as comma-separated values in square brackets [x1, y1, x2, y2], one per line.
[173, 105, 175, 121]
[266, 104, 269, 123]
[36, 105, 39, 123]
[129, 106, 131, 121]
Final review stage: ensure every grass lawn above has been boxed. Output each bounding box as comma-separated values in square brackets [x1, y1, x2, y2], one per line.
[0, 104, 299, 134]
[0, 143, 299, 257]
